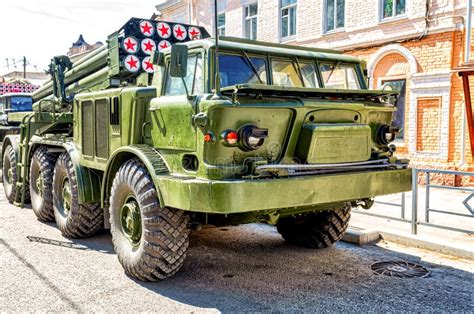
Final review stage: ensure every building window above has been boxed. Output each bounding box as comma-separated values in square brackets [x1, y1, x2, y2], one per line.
[244, 3, 258, 40]
[325, 0, 345, 32]
[382, 0, 406, 19]
[281, 0, 297, 39]
[217, 13, 226, 36]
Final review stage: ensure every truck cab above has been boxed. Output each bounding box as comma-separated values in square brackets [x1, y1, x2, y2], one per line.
[0, 93, 33, 126]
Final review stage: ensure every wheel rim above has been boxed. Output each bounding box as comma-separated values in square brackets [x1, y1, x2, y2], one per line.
[35, 170, 43, 197]
[6, 168, 13, 184]
[61, 178, 72, 216]
[120, 196, 142, 247]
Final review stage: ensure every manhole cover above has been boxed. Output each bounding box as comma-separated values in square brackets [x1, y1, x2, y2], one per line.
[370, 261, 430, 278]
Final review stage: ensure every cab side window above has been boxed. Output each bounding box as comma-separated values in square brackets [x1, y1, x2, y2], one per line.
[165, 54, 203, 95]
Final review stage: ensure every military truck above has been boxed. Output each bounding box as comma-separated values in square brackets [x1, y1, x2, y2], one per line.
[0, 92, 33, 141]
[1, 17, 411, 281]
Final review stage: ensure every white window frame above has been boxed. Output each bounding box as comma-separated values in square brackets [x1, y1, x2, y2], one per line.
[280, 0, 297, 40]
[217, 12, 226, 36]
[323, 0, 345, 34]
[244, 3, 258, 40]
[379, 0, 407, 21]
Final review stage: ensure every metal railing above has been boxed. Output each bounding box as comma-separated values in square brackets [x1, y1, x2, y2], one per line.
[354, 168, 474, 235]
[413, 168, 474, 234]
[354, 192, 408, 223]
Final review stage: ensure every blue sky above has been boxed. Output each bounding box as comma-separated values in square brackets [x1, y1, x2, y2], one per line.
[0, 0, 157, 75]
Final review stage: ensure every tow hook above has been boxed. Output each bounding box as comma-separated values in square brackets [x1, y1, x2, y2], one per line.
[358, 198, 375, 210]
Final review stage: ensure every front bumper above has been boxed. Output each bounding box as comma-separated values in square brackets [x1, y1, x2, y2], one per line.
[158, 168, 412, 214]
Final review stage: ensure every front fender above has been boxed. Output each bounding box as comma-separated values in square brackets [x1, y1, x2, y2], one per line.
[102, 145, 169, 208]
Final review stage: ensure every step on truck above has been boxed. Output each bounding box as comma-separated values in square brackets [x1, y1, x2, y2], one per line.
[1, 17, 411, 281]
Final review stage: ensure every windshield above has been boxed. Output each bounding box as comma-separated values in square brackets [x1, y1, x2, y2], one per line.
[272, 59, 319, 88]
[218, 52, 362, 90]
[10, 96, 33, 112]
[218, 54, 267, 88]
[320, 63, 361, 89]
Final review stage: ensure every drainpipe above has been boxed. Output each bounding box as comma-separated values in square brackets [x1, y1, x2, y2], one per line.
[466, 0, 472, 63]
[460, 103, 467, 167]
[459, 0, 472, 168]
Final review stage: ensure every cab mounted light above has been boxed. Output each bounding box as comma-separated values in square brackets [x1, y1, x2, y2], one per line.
[221, 130, 239, 146]
[203, 132, 214, 143]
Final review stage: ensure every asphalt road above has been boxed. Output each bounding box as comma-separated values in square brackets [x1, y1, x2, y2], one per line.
[0, 193, 473, 312]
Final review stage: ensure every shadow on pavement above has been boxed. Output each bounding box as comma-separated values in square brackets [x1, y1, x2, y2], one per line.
[27, 221, 115, 254]
[131, 225, 473, 312]
[22, 217, 474, 311]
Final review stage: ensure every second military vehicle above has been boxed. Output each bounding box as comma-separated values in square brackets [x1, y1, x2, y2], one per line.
[0, 92, 33, 141]
[1, 17, 411, 281]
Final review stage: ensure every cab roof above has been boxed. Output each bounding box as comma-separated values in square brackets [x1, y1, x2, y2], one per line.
[0, 93, 32, 98]
[181, 36, 361, 64]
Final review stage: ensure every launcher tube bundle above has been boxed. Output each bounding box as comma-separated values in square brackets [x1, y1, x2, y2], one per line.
[32, 18, 210, 104]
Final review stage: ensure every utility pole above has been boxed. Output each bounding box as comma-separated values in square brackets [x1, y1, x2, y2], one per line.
[23, 56, 26, 78]
[5, 58, 9, 71]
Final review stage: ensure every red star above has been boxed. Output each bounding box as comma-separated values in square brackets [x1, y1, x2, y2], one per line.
[175, 26, 185, 38]
[141, 22, 153, 35]
[159, 42, 169, 49]
[124, 38, 136, 51]
[127, 57, 138, 69]
[189, 28, 200, 39]
[143, 40, 155, 52]
[144, 60, 154, 71]
[158, 24, 170, 36]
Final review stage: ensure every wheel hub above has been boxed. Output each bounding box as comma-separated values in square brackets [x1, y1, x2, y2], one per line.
[121, 199, 142, 246]
[62, 178, 72, 215]
[6, 168, 13, 184]
[36, 172, 43, 197]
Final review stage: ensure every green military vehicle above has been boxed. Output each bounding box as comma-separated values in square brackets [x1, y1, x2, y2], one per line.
[1, 17, 411, 281]
[0, 92, 33, 142]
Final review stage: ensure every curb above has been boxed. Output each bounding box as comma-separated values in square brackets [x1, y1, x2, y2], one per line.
[342, 227, 380, 245]
[379, 230, 474, 261]
[342, 227, 474, 261]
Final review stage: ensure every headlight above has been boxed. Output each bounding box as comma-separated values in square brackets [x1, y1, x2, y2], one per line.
[238, 125, 268, 151]
[376, 124, 399, 145]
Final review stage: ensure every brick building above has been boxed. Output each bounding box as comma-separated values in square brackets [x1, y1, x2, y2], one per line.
[155, 0, 474, 183]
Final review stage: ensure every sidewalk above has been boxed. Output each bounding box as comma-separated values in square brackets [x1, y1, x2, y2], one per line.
[346, 186, 474, 259]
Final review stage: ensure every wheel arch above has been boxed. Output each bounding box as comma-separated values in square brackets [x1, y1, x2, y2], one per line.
[28, 138, 102, 205]
[102, 145, 169, 209]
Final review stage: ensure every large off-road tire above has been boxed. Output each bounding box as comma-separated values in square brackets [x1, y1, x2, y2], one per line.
[109, 158, 190, 281]
[277, 206, 351, 249]
[53, 152, 103, 238]
[30, 147, 56, 221]
[2, 145, 30, 204]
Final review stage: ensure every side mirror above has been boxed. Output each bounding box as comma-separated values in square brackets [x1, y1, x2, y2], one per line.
[170, 44, 188, 78]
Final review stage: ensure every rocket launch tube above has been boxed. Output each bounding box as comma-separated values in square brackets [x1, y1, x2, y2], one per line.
[32, 67, 110, 112]
[32, 47, 109, 102]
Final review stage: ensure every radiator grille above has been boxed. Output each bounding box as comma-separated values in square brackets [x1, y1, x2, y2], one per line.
[95, 99, 109, 159]
[81, 101, 94, 156]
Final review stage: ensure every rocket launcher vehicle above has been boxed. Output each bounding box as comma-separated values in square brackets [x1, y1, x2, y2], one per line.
[32, 18, 210, 111]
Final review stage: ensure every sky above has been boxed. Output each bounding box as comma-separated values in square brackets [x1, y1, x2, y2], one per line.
[0, 0, 158, 75]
